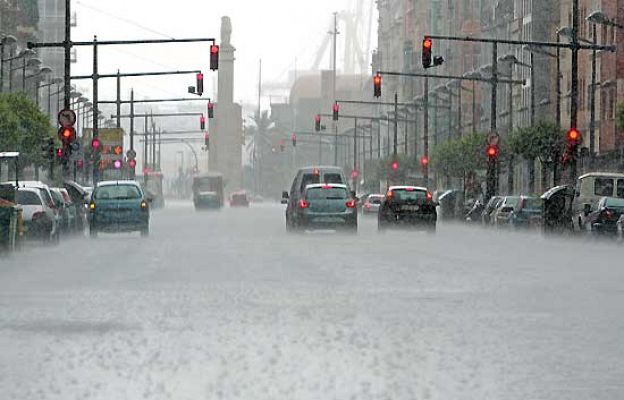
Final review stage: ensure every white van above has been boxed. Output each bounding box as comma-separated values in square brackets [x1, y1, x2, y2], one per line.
[572, 172, 624, 230]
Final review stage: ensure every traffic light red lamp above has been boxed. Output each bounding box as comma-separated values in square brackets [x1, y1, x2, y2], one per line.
[210, 44, 220, 71]
[373, 73, 382, 98]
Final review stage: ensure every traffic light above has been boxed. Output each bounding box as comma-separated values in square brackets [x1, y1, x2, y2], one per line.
[332, 102, 340, 121]
[291, 133, 297, 147]
[279, 139, 285, 152]
[91, 137, 102, 151]
[315, 115, 321, 132]
[391, 161, 399, 170]
[113, 159, 122, 170]
[113, 145, 123, 156]
[196, 73, 204, 96]
[58, 127, 76, 146]
[128, 159, 137, 169]
[486, 144, 499, 160]
[422, 37, 433, 69]
[567, 127, 582, 146]
[420, 155, 429, 168]
[351, 169, 359, 178]
[55, 148, 63, 159]
[210, 44, 220, 71]
[200, 115, 206, 130]
[373, 73, 382, 98]
[204, 133, 210, 149]
[76, 159, 84, 169]
[207, 100, 214, 118]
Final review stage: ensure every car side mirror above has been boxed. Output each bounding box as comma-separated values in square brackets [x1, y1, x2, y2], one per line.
[282, 191, 289, 199]
[583, 203, 591, 215]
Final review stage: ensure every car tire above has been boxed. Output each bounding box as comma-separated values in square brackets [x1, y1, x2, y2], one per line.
[140, 226, 149, 238]
[377, 220, 386, 233]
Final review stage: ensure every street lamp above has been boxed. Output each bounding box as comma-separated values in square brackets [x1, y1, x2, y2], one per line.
[587, 10, 624, 29]
[21, 57, 42, 91]
[0, 35, 17, 92]
[5, 49, 35, 92]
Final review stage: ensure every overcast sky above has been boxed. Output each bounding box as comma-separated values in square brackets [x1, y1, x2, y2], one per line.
[72, 0, 376, 106]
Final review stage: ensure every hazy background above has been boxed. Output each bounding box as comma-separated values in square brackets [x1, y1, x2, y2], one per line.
[72, 0, 373, 105]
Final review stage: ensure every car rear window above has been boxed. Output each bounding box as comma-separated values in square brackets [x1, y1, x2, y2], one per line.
[391, 189, 426, 202]
[605, 197, 624, 208]
[617, 179, 624, 198]
[16, 191, 41, 205]
[595, 178, 615, 196]
[300, 173, 321, 192]
[306, 187, 347, 200]
[323, 173, 343, 184]
[94, 185, 142, 200]
[368, 196, 383, 204]
[50, 191, 64, 206]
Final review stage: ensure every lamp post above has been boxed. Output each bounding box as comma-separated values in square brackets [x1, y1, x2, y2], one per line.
[28, 66, 53, 105]
[6, 49, 35, 92]
[0, 35, 17, 92]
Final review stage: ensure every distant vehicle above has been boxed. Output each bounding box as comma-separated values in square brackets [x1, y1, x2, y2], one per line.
[583, 196, 624, 237]
[378, 186, 437, 232]
[617, 214, 624, 241]
[50, 188, 75, 234]
[572, 172, 624, 231]
[230, 191, 250, 207]
[15, 187, 59, 243]
[88, 180, 150, 237]
[541, 185, 575, 234]
[282, 166, 350, 230]
[287, 183, 357, 232]
[465, 199, 485, 223]
[140, 171, 165, 209]
[510, 196, 543, 229]
[492, 196, 522, 227]
[362, 194, 384, 215]
[481, 196, 503, 225]
[192, 173, 224, 210]
[63, 181, 90, 233]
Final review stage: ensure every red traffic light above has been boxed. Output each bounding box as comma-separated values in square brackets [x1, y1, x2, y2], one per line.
[113, 145, 123, 156]
[204, 132, 210, 147]
[567, 128, 581, 143]
[486, 144, 498, 158]
[422, 37, 433, 68]
[91, 138, 101, 150]
[351, 169, 359, 178]
[113, 159, 122, 169]
[196, 72, 204, 96]
[315, 114, 321, 132]
[291, 133, 297, 147]
[127, 159, 137, 169]
[207, 100, 214, 118]
[391, 161, 399, 170]
[373, 73, 382, 98]
[210, 44, 220, 71]
[58, 127, 75, 144]
[200, 115, 206, 130]
[332, 102, 340, 121]
[420, 156, 429, 166]
[55, 148, 63, 158]
[423, 37, 432, 49]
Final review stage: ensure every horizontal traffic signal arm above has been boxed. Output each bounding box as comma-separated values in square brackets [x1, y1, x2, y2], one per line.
[71, 69, 202, 80]
[319, 113, 418, 123]
[29, 37, 216, 49]
[292, 130, 373, 140]
[424, 34, 616, 53]
[377, 70, 525, 85]
[98, 97, 210, 104]
[111, 112, 204, 118]
[134, 130, 206, 136]
[335, 99, 419, 107]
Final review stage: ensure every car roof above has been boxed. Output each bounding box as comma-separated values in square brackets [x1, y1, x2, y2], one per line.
[389, 186, 428, 191]
[17, 187, 40, 194]
[579, 172, 624, 179]
[11, 180, 50, 189]
[299, 166, 344, 173]
[97, 180, 141, 187]
[367, 193, 384, 197]
[305, 183, 348, 189]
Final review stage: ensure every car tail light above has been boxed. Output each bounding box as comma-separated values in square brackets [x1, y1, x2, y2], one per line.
[386, 190, 393, 199]
[32, 211, 45, 221]
[298, 199, 309, 209]
[426, 192, 433, 201]
[322, 185, 331, 189]
[601, 209, 615, 220]
[346, 200, 356, 208]
[405, 187, 414, 192]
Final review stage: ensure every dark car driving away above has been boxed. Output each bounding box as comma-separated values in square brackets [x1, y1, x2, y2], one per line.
[378, 186, 437, 232]
[287, 183, 357, 233]
[88, 181, 150, 238]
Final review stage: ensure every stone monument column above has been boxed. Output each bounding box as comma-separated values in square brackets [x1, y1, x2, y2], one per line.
[209, 16, 243, 194]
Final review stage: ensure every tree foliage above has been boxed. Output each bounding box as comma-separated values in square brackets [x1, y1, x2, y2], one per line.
[508, 121, 565, 163]
[430, 132, 488, 178]
[0, 93, 54, 169]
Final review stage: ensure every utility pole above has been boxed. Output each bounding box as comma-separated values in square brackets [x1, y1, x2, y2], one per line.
[92, 36, 99, 185]
[353, 117, 357, 192]
[129, 89, 135, 152]
[332, 12, 339, 165]
[63, 0, 71, 109]
[116, 69, 121, 128]
[393, 93, 398, 156]
[423, 77, 430, 187]
[570, 0, 579, 181]
[589, 22, 597, 167]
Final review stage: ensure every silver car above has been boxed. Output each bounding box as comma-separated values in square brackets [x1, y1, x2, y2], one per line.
[16, 188, 60, 243]
[362, 194, 384, 215]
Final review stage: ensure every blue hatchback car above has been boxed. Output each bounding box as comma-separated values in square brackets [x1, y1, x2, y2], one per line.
[88, 181, 150, 237]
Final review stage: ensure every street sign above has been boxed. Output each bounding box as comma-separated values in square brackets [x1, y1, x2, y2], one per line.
[126, 149, 136, 159]
[487, 132, 500, 146]
[58, 109, 77, 127]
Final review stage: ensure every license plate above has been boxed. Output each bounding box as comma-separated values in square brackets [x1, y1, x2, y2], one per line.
[400, 205, 420, 212]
